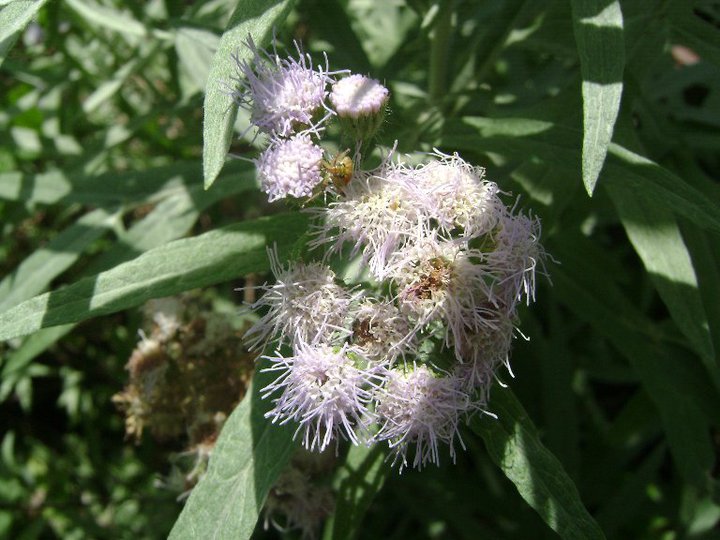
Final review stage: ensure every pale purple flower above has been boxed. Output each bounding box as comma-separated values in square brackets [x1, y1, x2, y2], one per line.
[311, 162, 426, 279]
[232, 38, 336, 137]
[244, 249, 360, 350]
[349, 298, 416, 363]
[410, 151, 506, 239]
[257, 134, 324, 202]
[330, 74, 389, 118]
[373, 365, 472, 471]
[453, 317, 515, 394]
[389, 236, 502, 356]
[261, 340, 386, 451]
[486, 211, 545, 310]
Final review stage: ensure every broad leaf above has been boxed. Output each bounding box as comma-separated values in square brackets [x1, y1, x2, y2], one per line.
[202, 0, 296, 189]
[0, 213, 309, 341]
[571, 0, 625, 195]
[471, 388, 606, 540]
[169, 368, 296, 540]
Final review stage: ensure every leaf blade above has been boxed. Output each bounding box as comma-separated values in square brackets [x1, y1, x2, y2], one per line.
[0, 213, 309, 341]
[607, 181, 717, 382]
[571, 0, 625, 195]
[471, 388, 606, 540]
[202, 0, 296, 189]
[169, 367, 296, 540]
[0, 0, 49, 67]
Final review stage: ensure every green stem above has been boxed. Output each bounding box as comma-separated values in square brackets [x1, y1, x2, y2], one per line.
[428, 0, 454, 105]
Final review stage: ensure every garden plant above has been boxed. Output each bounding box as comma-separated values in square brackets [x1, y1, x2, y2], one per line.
[1, 1, 719, 539]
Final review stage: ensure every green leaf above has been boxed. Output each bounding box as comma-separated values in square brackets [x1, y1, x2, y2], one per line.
[174, 26, 220, 95]
[65, 0, 149, 38]
[0, 212, 309, 342]
[551, 237, 718, 490]
[202, 0, 296, 189]
[0, 208, 118, 313]
[322, 445, 389, 540]
[0, 0, 49, 68]
[169, 367, 296, 540]
[470, 388, 606, 540]
[571, 0, 625, 195]
[0, 160, 252, 206]
[0, 169, 257, 376]
[604, 143, 720, 235]
[607, 181, 717, 384]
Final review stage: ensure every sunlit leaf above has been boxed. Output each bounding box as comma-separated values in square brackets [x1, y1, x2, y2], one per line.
[607, 181, 717, 383]
[169, 368, 296, 540]
[0, 0, 49, 67]
[571, 0, 625, 195]
[471, 388, 606, 540]
[202, 0, 296, 189]
[0, 213, 309, 341]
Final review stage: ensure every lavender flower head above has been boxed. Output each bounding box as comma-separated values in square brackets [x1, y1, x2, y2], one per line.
[256, 134, 324, 202]
[262, 339, 385, 451]
[410, 152, 506, 239]
[233, 42, 549, 472]
[233, 38, 336, 138]
[312, 163, 425, 279]
[374, 365, 472, 471]
[244, 249, 359, 350]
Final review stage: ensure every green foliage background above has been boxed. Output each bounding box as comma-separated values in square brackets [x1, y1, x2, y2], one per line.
[1, 0, 719, 538]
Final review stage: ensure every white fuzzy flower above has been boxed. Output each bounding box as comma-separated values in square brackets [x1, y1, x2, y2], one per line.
[330, 74, 389, 118]
[311, 164, 425, 279]
[487, 211, 544, 310]
[261, 340, 385, 451]
[244, 249, 359, 349]
[454, 318, 514, 394]
[411, 152, 505, 239]
[374, 365, 472, 471]
[349, 298, 416, 362]
[389, 236, 501, 355]
[257, 134, 324, 202]
[233, 38, 336, 137]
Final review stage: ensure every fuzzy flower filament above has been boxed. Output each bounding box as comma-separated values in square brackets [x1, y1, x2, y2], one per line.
[262, 340, 385, 451]
[233, 38, 336, 138]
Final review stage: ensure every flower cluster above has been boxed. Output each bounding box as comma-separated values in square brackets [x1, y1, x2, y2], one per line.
[233, 38, 388, 202]
[234, 39, 546, 471]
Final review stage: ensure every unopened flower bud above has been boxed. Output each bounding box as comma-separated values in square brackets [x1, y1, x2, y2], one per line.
[330, 74, 389, 141]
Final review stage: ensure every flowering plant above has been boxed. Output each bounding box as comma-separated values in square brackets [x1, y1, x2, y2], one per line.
[1, 2, 718, 540]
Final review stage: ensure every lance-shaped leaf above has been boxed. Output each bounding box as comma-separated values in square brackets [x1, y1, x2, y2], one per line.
[202, 0, 296, 189]
[607, 181, 717, 385]
[169, 367, 296, 540]
[0, 213, 309, 342]
[322, 445, 389, 540]
[0, 0, 49, 68]
[571, 0, 625, 195]
[471, 388, 606, 540]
